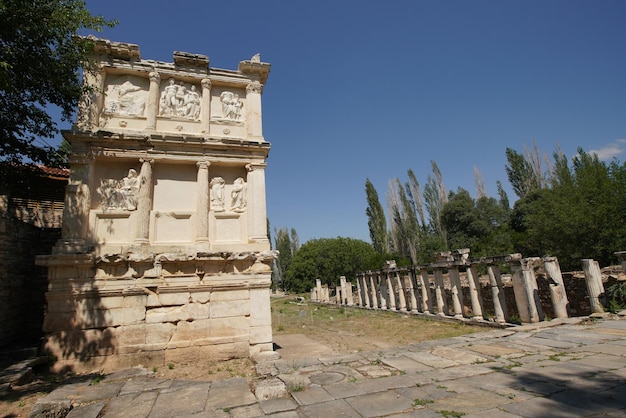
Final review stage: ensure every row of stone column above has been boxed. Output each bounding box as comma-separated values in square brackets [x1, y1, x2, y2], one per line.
[349, 251, 572, 324]
[310, 250, 621, 323]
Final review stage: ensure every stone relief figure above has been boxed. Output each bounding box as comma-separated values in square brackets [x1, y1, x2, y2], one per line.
[220, 91, 242, 120]
[230, 177, 246, 212]
[97, 169, 140, 211]
[210, 177, 226, 212]
[104, 77, 146, 117]
[159, 78, 201, 120]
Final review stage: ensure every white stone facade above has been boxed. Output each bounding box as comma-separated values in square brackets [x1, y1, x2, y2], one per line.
[37, 38, 275, 372]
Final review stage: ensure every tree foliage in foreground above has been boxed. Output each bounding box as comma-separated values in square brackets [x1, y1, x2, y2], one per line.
[0, 0, 116, 165]
[284, 237, 380, 293]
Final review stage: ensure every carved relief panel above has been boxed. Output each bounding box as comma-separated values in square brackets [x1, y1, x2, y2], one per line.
[158, 78, 202, 120]
[103, 75, 149, 117]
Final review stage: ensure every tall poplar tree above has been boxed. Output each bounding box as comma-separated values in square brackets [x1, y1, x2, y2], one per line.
[365, 178, 388, 253]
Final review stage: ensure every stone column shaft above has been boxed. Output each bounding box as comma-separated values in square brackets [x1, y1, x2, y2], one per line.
[133, 158, 153, 244]
[246, 81, 263, 139]
[419, 268, 433, 314]
[378, 272, 387, 310]
[386, 271, 396, 310]
[433, 268, 448, 316]
[195, 161, 210, 243]
[246, 163, 269, 244]
[487, 264, 508, 323]
[543, 257, 570, 318]
[369, 273, 379, 309]
[201, 78, 211, 133]
[340, 276, 348, 305]
[582, 259, 605, 314]
[449, 267, 464, 318]
[466, 265, 484, 320]
[508, 255, 543, 323]
[408, 269, 419, 314]
[395, 271, 407, 312]
[146, 71, 161, 130]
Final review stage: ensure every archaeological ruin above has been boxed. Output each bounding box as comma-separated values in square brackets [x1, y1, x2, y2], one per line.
[36, 38, 276, 372]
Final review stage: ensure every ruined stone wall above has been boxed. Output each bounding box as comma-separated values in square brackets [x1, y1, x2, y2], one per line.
[0, 196, 61, 348]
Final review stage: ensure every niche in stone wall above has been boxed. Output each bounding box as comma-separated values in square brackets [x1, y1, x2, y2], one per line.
[209, 166, 248, 244]
[151, 163, 197, 244]
[91, 161, 142, 245]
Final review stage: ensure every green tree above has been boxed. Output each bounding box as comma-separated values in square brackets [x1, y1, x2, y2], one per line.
[273, 227, 299, 287]
[510, 148, 626, 270]
[365, 178, 388, 253]
[423, 160, 448, 244]
[0, 0, 116, 165]
[284, 237, 379, 293]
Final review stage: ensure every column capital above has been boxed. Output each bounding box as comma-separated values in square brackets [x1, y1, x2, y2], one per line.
[246, 162, 266, 172]
[201, 78, 212, 90]
[139, 157, 154, 165]
[149, 71, 161, 83]
[246, 81, 263, 94]
[197, 160, 211, 169]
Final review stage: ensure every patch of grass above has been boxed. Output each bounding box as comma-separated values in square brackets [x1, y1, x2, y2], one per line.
[413, 398, 434, 406]
[288, 382, 305, 392]
[167, 363, 174, 370]
[152, 367, 158, 373]
[437, 410, 465, 417]
[548, 352, 567, 361]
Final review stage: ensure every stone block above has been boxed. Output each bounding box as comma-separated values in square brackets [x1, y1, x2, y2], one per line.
[157, 291, 191, 306]
[210, 316, 248, 338]
[169, 319, 211, 346]
[250, 288, 271, 326]
[188, 302, 210, 320]
[210, 300, 249, 318]
[211, 289, 249, 301]
[249, 325, 272, 345]
[190, 290, 211, 303]
[146, 305, 189, 323]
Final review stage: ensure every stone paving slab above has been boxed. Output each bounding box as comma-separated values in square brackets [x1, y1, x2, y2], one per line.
[23, 316, 626, 417]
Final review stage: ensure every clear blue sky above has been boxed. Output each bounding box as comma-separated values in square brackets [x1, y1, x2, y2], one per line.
[77, 0, 626, 245]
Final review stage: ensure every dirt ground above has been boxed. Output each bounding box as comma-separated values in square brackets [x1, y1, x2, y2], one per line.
[0, 296, 482, 417]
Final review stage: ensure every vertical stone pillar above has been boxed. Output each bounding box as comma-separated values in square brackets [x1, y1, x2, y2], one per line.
[369, 272, 379, 309]
[195, 161, 210, 244]
[346, 282, 354, 306]
[433, 267, 448, 316]
[245, 163, 269, 244]
[507, 254, 543, 323]
[386, 271, 397, 310]
[316, 279, 322, 303]
[378, 272, 387, 310]
[394, 271, 407, 312]
[466, 265, 484, 320]
[246, 81, 263, 139]
[133, 158, 153, 245]
[407, 268, 419, 314]
[486, 262, 508, 323]
[419, 268, 433, 314]
[146, 71, 161, 130]
[201, 78, 211, 133]
[448, 266, 464, 318]
[340, 276, 348, 305]
[57, 157, 91, 252]
[336, 286, 342, 304]
[355, 274, 363, 306]
[76, 67, 104, 130]
[543, 256, 570, 318]
[582, 259, 605, 314]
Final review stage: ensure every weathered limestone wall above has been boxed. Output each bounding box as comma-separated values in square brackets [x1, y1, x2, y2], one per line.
[37, 39, 276, 372]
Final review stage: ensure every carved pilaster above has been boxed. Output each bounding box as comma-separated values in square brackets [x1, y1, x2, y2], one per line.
[201, 78, 212, 133]
[245, 163, 268, 245]
[133, 158, 153, 245]
[196, 161, 210, 243]
[245, 81, 263, 139]
[146, 71, 161, 130]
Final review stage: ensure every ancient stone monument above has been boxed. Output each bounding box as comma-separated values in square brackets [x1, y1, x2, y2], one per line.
[37, 38, 275, 372]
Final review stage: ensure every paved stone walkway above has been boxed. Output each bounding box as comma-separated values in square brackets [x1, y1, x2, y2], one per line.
[30, 317, 626, 417]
